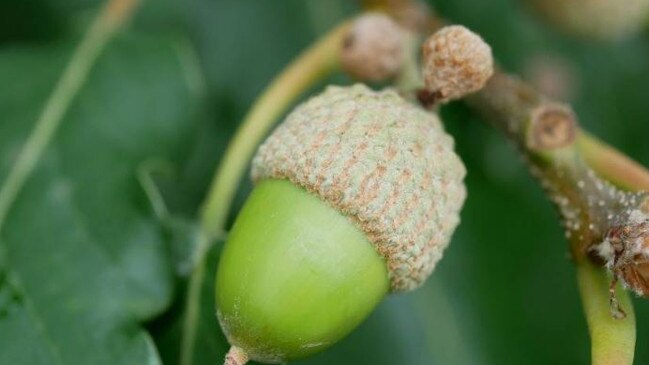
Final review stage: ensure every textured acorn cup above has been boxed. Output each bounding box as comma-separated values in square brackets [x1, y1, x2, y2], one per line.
[216, 85, 466, 363]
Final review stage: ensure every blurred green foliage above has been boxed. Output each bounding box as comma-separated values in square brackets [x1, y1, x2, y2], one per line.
[1, 0, 649, 364]
[0, 32, 197, 364]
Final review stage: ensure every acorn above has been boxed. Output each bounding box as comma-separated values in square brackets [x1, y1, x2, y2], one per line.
[340, 13, 406, 82]
[215, 84, 467, 364]
[421, 25, 494, 104]
[529, 0, 649, 40]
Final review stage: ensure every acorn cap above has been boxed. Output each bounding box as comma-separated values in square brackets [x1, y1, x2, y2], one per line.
[530, 0, 649, 40]
[252, 84, 466, 292]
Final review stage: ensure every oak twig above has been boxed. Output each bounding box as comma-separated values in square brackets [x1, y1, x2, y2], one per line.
[367, 1, 649, 364]
[457, 21, 647, 365]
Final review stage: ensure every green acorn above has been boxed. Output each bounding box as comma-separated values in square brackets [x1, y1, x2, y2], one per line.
[216, 84, 466, 364]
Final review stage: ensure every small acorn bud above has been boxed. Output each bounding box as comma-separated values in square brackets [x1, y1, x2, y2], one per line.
[422, 25, 494, 104]
[216, 84, 466, 363]
[530, 0, 649, 40]
[341, 13, 406, 81]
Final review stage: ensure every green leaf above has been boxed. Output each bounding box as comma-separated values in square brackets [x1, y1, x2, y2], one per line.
[0, 33, 198, 364]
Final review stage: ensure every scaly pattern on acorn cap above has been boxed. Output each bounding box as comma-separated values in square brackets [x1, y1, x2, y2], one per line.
[251, 84, 466, 292]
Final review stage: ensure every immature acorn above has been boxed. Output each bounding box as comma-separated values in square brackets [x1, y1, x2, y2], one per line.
[421, 25, 494, 105]
[215, 84, 467, 364]
[340, 13, 406, 81]
[529, 0, 649, 40]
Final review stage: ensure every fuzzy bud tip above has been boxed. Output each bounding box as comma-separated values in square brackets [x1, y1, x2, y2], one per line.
[422, 25, 494, 103]
[341, 13, 405, 82]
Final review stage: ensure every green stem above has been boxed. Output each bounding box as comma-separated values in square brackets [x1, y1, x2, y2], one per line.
[578, 132, 649, 192]
[180, 231, 210, 365]
[0, 0, 141, 233]
[577, 260, 636, 365]
[179, 21, 350, 365]
[395, 33, 424, 91]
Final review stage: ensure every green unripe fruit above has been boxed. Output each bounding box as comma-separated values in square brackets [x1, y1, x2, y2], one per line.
[217, 179, 389, 363]
[216, 85, 466, 364]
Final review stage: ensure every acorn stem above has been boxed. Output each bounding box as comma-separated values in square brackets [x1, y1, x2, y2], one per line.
[395, 32, 424, 91]
[577, 260, 636, 365]
[181, 21, 350, 365]
[223, 346, 249, 365]
[180, 231, 211, 365]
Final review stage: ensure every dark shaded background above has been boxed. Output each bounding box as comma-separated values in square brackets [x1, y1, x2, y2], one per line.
[1, 1, 649, 364]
